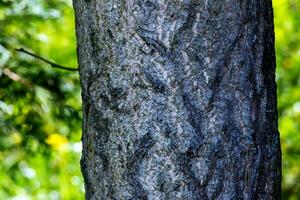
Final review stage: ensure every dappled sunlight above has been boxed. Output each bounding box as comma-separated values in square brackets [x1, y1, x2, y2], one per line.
[0, 0, 83, 199]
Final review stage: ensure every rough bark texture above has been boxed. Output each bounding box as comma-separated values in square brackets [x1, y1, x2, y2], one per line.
[73, 0, 281, 199]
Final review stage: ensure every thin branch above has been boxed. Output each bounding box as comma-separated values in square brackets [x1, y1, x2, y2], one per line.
[15, 48, 79, 72]
[3, 68, 33, 87]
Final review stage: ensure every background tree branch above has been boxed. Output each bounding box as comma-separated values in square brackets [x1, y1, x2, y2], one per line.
[15, 48, 79, 71]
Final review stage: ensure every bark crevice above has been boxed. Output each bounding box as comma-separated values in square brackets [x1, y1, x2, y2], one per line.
[73, 0, 281, 199]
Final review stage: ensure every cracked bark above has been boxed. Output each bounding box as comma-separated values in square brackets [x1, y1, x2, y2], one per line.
[73, 0, 281, 199]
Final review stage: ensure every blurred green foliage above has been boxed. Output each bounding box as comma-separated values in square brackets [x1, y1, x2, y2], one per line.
[0, 0, 83, 199]
[0, 0, 299, 199]
[274, 0, 300, 199]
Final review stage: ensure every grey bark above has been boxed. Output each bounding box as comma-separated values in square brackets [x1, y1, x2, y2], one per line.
[73, 0, 281, 199]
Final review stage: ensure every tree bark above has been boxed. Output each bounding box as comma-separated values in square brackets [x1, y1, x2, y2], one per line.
[73, 0, 281, 199]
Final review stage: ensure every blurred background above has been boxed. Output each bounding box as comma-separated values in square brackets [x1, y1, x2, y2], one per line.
[0, 0, 299, 199]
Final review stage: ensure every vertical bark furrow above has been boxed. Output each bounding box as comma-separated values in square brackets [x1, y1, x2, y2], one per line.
[73, 0, 281, 199]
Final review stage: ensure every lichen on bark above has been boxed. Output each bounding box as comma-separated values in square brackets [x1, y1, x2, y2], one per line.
[73, 0, 281, 199]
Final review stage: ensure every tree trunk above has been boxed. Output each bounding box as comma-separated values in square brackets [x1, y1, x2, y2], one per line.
[73, 0, 281, 199]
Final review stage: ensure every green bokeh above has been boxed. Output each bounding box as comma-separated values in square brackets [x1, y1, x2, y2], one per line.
[0, 0, 83, 199]
[0, 0, 299, 199]
[274, 0, 300, 199]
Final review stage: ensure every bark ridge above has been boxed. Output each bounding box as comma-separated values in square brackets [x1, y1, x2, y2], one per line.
[73, 0, 281, 199]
